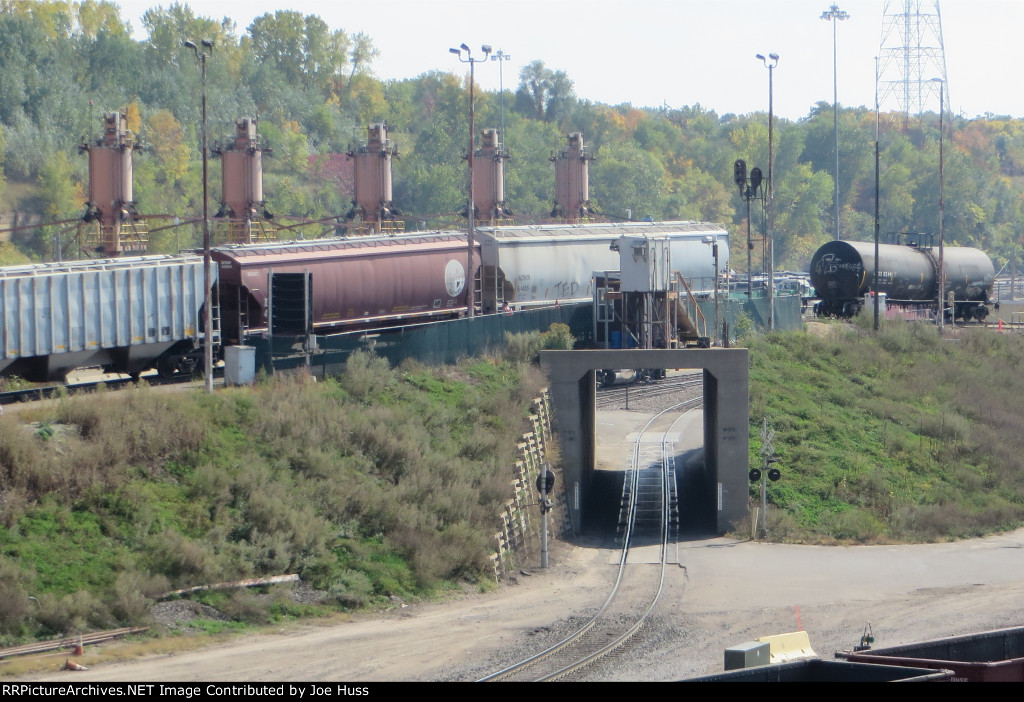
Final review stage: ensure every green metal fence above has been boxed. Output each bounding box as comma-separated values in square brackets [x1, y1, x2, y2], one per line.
[254, 294, 802, 375]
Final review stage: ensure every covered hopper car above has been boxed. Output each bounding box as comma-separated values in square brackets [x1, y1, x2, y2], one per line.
[476, 221, 728, 314]
[810, 240, 994, 321]
[210, 233, 472, 344]
[0, 255, 209, 381]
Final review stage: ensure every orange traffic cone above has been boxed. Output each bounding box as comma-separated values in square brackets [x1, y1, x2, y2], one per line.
[72, 635, 84, 656]
[63, 659, 89, 671]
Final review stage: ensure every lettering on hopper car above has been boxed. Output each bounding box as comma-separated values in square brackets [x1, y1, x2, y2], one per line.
[552, 281, 580, 297]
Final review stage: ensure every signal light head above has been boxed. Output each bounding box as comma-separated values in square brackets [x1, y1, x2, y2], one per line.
[750, 167, 763, 190]
[734, 159, 747, 188]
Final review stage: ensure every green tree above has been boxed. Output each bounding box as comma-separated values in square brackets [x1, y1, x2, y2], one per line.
[514, 60, 576, 124]
[33, 150, 82, 255]
[246, 11, 350, 99]
[773, 162, 832, 268]
[590, 141, 664, 220]
[665, 167, 733, 224]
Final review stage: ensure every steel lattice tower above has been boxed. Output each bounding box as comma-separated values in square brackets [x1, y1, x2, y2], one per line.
[877, 0, 949, 117]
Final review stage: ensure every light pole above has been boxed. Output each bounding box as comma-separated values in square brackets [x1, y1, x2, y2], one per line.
[450, 43, 492, 318]
[932, 78, 945, 332]
[184, 38, 215, 393]
[821, 4, 849, 241]
[874, 56, 881, 332]
[490, 50, 511, 152]
[757, 52, 779, 331]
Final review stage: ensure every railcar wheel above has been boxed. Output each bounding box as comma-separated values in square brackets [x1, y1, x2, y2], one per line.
[157, 355, 179, 379]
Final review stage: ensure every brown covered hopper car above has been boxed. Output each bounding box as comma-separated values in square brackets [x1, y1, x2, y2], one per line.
[210, 233, 474, 344]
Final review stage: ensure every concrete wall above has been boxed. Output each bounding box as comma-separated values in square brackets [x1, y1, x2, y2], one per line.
[539, 348, 749, 535]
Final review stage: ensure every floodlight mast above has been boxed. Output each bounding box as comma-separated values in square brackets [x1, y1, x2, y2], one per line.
[756, 52, 779, 331]
[821, 4, 849, 241]
[449, 44, 492, 317]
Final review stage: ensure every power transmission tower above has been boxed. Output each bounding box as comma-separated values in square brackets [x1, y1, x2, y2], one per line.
[877, 0, 949, 120]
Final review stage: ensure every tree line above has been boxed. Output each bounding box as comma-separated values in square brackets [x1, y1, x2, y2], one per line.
[2, 0, 1024, 275]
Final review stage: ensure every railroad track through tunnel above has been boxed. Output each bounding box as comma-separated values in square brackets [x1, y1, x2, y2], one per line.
[478, 397, 701, 682]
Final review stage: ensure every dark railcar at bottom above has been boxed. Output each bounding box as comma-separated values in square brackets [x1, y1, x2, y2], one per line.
[810, 240, 994, 321]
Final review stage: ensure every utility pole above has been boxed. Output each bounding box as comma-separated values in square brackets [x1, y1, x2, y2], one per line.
[184, 38, 215, 393]
[874, 56, 881, 332]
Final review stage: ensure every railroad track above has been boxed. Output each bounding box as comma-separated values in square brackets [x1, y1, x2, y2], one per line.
[0, 627, 148, 660]
[0, 369, 217, 408]
[478, 397, 701, 682]
[596, 371, 703, 411]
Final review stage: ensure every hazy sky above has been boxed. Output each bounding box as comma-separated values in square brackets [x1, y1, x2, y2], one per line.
[116, 0, 1022, 120]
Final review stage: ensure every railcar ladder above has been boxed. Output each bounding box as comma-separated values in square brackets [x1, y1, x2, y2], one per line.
[209, 280, 222, 350]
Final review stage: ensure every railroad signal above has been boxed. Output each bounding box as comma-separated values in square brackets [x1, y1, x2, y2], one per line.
[749, 468, 761, 482]
[536, 465, 554, 568]
[768, 467, 781, 482]
[734, 159, 748, 189]
[749, 167, 763, 192]
[536, 469, 555, 494]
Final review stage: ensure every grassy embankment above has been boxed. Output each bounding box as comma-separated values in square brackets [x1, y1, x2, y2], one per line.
[0, 350, 548, 647]
[747, 316, 1024, 542]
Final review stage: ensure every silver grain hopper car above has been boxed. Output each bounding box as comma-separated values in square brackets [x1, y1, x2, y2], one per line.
[476, 221, 729, 315]
[0, 255, 210, 381]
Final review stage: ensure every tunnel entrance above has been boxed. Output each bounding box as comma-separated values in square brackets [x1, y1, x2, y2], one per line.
[539, 349, 748, 537]
[585, 402, 721, 542]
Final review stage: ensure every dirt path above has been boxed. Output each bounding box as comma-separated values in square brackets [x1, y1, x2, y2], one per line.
[13, 526, 1024, 682]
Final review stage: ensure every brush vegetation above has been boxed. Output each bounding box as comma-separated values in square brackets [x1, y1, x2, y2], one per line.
[0, 352, 547, 645]
[748, 318, 1024, 542]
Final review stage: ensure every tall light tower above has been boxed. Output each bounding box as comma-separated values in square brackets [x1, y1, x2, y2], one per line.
[450, 43, 492, 318]
[932, 77, 945, 332]
[490, 50, 511, 151]
[821, 3, 849, 241]
[757, 52, 779, 331]
[491, 49, 512, 210]
[183, 38, 215, 393]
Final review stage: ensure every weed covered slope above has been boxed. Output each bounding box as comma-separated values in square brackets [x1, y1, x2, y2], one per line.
[0, 353, 546, 644]
[748, 322, 1024, 542]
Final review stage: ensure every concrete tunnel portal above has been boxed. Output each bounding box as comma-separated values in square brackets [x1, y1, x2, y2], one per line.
[539, 349, 749, 536]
